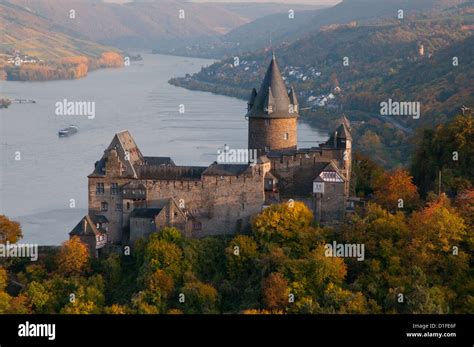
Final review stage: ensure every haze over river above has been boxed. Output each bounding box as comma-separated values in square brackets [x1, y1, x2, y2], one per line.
[0, 53, 327, 245]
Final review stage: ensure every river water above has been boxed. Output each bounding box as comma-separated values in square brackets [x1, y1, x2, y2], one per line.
[0, 53, 327, 245]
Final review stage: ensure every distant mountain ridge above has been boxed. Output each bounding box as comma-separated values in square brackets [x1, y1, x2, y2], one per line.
[155, 0, 468, 58]
[4, 0, 318, 50]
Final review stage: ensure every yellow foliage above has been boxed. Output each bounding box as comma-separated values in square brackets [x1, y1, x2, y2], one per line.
[56, 236, 90, 276]
[252, 201, 313, 243]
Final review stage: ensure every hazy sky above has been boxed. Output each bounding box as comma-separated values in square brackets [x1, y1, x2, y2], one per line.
[105, 0, 341, 5]
[189, 0, 340, 4]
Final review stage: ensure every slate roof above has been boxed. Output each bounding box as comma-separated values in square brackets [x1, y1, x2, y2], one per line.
[69, 215, 106, 237]
[89, 130, 144, 178]
[130, 208, 162, 219]
[246, 55, 299, 119]
[136, 165, 206, 180]
[143, 156, 175, 166]
[202, 163, 251, 176]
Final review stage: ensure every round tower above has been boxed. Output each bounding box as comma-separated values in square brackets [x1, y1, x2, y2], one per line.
[246, 55, 299, 156]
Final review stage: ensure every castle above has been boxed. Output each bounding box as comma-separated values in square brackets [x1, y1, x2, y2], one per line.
[70, 56, 353, 257]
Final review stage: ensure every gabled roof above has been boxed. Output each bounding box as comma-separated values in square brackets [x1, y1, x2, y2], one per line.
[89, 130, 144, 178]
[313, 162, 346, 183]
[90, 214, 108, 225]
[246, 55, 298, 119]
[69, 215, 106, 237]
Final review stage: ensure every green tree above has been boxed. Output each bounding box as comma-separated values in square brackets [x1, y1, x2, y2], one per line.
[225, 235, 258, 280]
[179, 281, 219, 314]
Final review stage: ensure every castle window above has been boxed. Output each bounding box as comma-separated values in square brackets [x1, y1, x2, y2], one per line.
[265, 146, 270, 152]
[284, 133, 289, 140]
[265, 119, 270, 126]
[193, 222, 202, 231]
[115, 203, 122, 211]
[96, 183, 105, 195]
[111, 183, 119, 195]
[101, 202, 108, 212]
[126, 202, 130, 210]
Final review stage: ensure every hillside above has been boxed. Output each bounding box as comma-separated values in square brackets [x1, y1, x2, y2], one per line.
[5, 0, 318, 50]
[155, 0, 468, 58]
[169, 7, 474, 167]
[0, 0, 120, 60]
[0, 1, 124, 80]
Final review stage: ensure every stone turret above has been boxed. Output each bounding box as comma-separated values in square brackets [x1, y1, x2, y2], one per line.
[325, 118, 352, 193]
[247, 54, 299, 156]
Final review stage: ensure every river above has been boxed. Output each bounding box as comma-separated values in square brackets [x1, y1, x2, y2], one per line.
[0, 53, 327, 245]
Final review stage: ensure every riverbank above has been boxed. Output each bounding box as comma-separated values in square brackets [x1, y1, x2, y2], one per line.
[1, 52, 124, 82]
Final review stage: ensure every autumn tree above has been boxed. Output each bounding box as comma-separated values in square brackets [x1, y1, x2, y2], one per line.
[56, 237, 89, 276]
[143, 269, 175, 311]
[408, 195, 469, 287]
[103, 304, 127, 314]
[252, 201, 313, 246]
[0, 215, 22, 243]
[373, 168, 420, 211]
[0, 267, 11, 313]
[141, 236, 185, 282]
[26, 281, 50, 313]
[262, 272, 288, 311]
[179, 280, 219, 314]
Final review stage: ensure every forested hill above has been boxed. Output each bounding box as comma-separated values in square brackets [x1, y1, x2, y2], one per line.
[169, 7, 474, 168]
[155, 0, 468, 58]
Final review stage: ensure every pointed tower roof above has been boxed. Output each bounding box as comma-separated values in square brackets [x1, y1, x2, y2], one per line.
[336, 123, 351, 140]
[247, 88, 257, 110]
[246, 55, 298, 119]
[339, 115, 351, 132]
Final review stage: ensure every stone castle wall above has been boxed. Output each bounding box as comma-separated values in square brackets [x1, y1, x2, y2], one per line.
[269, 148, 347, 198]
[88, 164, 269, 243]
[248, 117, 298, 155]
